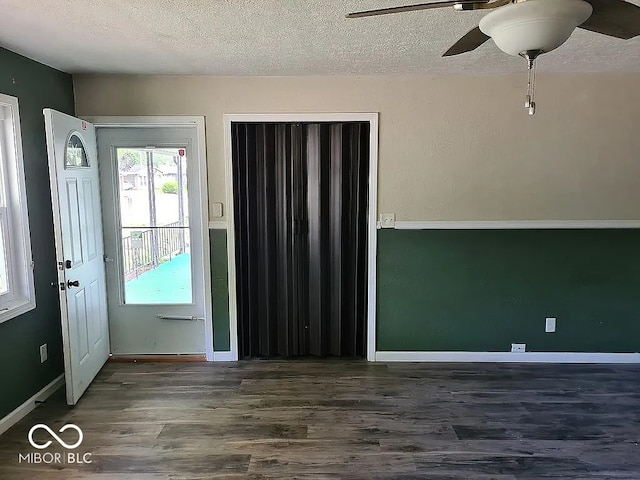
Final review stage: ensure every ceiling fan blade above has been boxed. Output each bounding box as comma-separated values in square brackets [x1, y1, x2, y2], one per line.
[346, 0, 487, 18]
[580, 0, 640, 39]
[442, 26, 491, 56]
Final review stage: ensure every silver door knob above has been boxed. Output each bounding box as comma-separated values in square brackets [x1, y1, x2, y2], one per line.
[67, 280, 80, 288]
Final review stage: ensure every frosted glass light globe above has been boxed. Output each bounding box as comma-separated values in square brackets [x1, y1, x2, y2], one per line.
[479, 0, 593, 57]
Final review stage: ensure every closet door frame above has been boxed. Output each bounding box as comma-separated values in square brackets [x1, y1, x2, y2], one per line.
[223, 113, 379, 361]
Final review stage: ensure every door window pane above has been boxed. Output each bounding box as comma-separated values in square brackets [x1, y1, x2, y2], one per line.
[116, 147, 191, 304]
[65, 134, 89, 167]
[118, 148, 189, 228]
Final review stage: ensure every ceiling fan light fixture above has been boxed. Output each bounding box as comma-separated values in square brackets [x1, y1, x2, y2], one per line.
[479, 0, 593, 56]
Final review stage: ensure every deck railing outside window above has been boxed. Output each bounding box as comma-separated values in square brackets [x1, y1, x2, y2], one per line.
[121, 221, 187, 280]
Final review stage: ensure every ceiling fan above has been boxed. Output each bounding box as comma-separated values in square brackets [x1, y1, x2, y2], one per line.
[347, 0, 640, 115]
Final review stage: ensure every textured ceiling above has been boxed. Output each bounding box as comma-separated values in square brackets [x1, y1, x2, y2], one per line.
[0, 0, 638, 75]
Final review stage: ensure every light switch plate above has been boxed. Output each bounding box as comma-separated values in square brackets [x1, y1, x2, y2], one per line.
[39, 344, 48, 363]
[511, 343, 526, 353]
[380, 213, 396, 228]
[212, 202, 224, 218]
[545, 317, 556, 333]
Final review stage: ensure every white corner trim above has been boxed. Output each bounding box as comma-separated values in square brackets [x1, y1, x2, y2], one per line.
[208, 221, 227, 230]
[374, 351, 640, 364]
[213, 351, 236, 362]
[194, 118, 214, 363]
[0, 374, 64, 436]
[392, 220, 640, 230]
[224, 115, 239, 362]
[366, 114, 379, 361]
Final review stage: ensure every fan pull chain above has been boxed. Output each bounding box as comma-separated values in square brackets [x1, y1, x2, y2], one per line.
[521, 50, 541, 116]
[525, 57, 536, 116]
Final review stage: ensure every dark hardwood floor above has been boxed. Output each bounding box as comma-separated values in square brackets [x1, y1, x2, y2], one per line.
[0, 360, 639, 479]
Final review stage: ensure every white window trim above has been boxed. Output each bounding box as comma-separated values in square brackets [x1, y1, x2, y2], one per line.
[0, 93, 36, 324]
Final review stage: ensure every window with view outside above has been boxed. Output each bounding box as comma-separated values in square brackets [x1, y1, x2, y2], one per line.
[0, 224, 8, 295]
[116, 147, 192, 304]
[0, 139, 7, 295]
[65, 133, 89, 167]
[0, 94, 36, 324]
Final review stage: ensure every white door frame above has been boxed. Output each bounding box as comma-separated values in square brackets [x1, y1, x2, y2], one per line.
[83, 116, 214, 361]
[223, 113, 379, 361]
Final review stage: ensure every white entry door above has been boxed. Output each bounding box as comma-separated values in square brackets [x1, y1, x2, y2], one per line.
[97, 127, 208, 355]
[44, 110, 110, 406]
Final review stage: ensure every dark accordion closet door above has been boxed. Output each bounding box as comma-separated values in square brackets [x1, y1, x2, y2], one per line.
[232, 122, 369, 358]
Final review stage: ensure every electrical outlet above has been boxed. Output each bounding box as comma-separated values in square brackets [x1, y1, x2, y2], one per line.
[379, 213, 396, 228]
[545, 317, 556, 333]
[39, 344, 48, 363]
[511, 343, 526, 353]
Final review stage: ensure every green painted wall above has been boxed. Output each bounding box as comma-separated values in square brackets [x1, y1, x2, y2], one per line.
[209, 228, 640, 354]
[210, 229, 230, 351]
[377, 229, 640, 352]
[0, 48, 75, 418]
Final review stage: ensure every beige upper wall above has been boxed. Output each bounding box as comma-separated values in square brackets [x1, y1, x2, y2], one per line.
[74, 73, 640, 221]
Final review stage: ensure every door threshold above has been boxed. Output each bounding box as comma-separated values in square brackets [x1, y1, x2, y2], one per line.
[109, 354, 206, 363]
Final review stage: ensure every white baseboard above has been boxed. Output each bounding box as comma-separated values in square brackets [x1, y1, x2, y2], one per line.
[213, 351, 236, 361]
[375, 351, 640, 364]
[0, 374, 64, 436]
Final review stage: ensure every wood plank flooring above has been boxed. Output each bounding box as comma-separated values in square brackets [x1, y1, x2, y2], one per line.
[0, 360, 639, 479]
